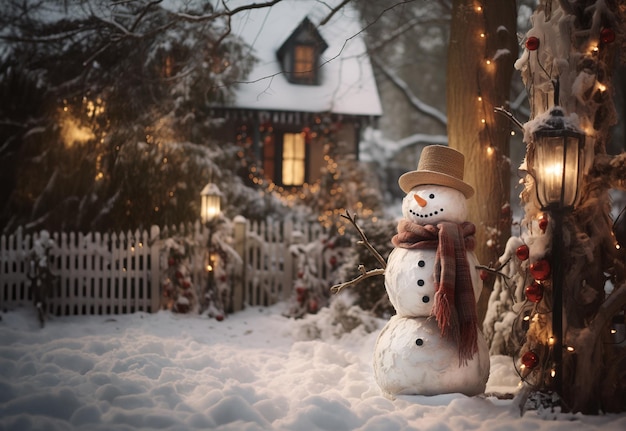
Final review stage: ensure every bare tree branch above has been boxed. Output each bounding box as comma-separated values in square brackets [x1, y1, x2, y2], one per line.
[319, 0, 352, 26]
[330, 210, 387, 294]
[494, 106, 525, 132]
[330, 265, 385, 294]
[341, 210, 387, 269]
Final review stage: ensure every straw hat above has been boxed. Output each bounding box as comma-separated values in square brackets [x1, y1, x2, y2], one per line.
[398, 145, 474, 198]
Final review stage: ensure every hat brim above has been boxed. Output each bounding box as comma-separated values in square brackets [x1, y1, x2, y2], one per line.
[398, 171, 475, 198]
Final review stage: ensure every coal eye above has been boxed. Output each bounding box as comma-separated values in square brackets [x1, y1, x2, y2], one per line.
[429, 194, 435, 199]
[415, 338, 424, 346]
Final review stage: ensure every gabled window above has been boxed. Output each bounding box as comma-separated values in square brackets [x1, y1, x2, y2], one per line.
[277, 17, 328, 86]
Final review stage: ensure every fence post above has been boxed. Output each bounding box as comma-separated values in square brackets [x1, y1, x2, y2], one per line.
[150, 225, 161, 313]
[232, 216, 246, 312]
[284, 220, 302, 301]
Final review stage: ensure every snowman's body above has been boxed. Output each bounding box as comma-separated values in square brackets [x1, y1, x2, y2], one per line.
[373, 184, 490, 397]
[374, 315, 490, 396]
[385, 247, 482, 317]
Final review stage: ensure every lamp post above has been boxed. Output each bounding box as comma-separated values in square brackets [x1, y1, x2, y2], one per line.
[200, 182, 222, 304]
[530, 105, 586, 400]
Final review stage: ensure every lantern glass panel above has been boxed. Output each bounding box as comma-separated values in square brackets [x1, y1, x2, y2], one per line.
[200, 183, 221, 224]
[534, 135, 582, 209]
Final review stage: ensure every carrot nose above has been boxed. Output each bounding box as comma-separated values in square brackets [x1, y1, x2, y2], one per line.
[414, 194, 427, 207]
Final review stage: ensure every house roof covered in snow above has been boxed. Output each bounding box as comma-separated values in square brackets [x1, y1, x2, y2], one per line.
[219, 0, 382, 118]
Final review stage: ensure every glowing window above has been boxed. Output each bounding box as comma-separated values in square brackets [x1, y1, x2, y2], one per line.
[293, 45, 315, 82]
[282, 133, 305, 185]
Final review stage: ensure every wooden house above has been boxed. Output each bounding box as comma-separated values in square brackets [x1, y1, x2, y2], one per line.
[212, 0, 382, 190]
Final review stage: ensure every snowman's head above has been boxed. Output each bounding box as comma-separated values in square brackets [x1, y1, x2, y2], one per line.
[402, 184, 468, 224]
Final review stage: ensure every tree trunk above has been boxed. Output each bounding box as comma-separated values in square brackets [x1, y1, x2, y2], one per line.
[515, 0, 626, 413]
[446, 0, 518, 319]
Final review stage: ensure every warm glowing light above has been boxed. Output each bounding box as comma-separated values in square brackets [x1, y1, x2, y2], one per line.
[597, 83, 606, 92]
[611, 328, 617, 334]
[523, 315, 530, 321]
[476, 6, 482, 12]
[511, 131, 516, 136]
[477, 96, 482, 102]
[480, 33, 485, 38]
[548, 336, 555, 346]
[566, 346, 575, 352]
[481, 118, 486, 124]
[551, 369, 556, 378]
[206, 264, 213, 272]
[486, 59, 491, 65]
[60, 117, 95, 147]
[616, 244, 621, 250]
[486, 146, 495, 156]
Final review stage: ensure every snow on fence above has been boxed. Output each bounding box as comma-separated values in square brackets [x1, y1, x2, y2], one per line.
[240, 218, 327, 308]
[0, 218, 328, 316]
[0, 228, 160, 316]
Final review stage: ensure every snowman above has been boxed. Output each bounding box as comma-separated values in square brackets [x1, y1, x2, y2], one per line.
[373, 145, 490, 397]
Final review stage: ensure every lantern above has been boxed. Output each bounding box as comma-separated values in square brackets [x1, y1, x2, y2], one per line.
[531, 106, 586, 211]
[200, 182, 222, 225]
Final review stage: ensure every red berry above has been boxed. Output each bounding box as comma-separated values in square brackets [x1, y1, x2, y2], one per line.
[516, 244, 530, 261]
[600, 28, 615, 44]
[308, 299, 318, 313]
[479, 270, 489, 281]
[329, 256, 337, 267]
[525, 36, 540, 51]
[525, 281, 544, 303]
[216, 314, 224, 321]
[538, 214, 549, 232]
[168, 257, 176, 266]
[521, 350, 539, 369]
[529, 259, 551, 281]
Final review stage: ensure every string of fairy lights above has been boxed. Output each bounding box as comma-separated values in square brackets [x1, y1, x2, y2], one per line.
[474, 2, 503, 162]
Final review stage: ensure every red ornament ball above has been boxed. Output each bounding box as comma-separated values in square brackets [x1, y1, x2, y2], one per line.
[538, 214, 549, 232]
[521, 350, 539, 369]
[525, 36, 540, 51]
[215, 314, 224, 322]
[600, 28, 615, 44]
[530, 259, 551, 281]
[525, 281, 544, 303]
[479, 270, 489, 281]
[516, 244, 530, 261]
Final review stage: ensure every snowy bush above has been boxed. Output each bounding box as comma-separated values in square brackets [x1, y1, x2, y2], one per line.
[291, 295, 381, 341]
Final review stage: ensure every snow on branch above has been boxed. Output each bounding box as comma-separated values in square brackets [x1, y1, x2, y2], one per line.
[371, 56, 448, 129]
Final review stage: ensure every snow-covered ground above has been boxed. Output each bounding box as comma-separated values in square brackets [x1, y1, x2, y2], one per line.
[1, 303, 625, 431]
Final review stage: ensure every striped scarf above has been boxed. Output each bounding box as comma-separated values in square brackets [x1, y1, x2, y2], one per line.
[392, 220, 478, 366]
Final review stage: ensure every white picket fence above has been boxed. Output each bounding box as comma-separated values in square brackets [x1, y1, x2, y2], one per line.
[0, 218, 329, 316]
